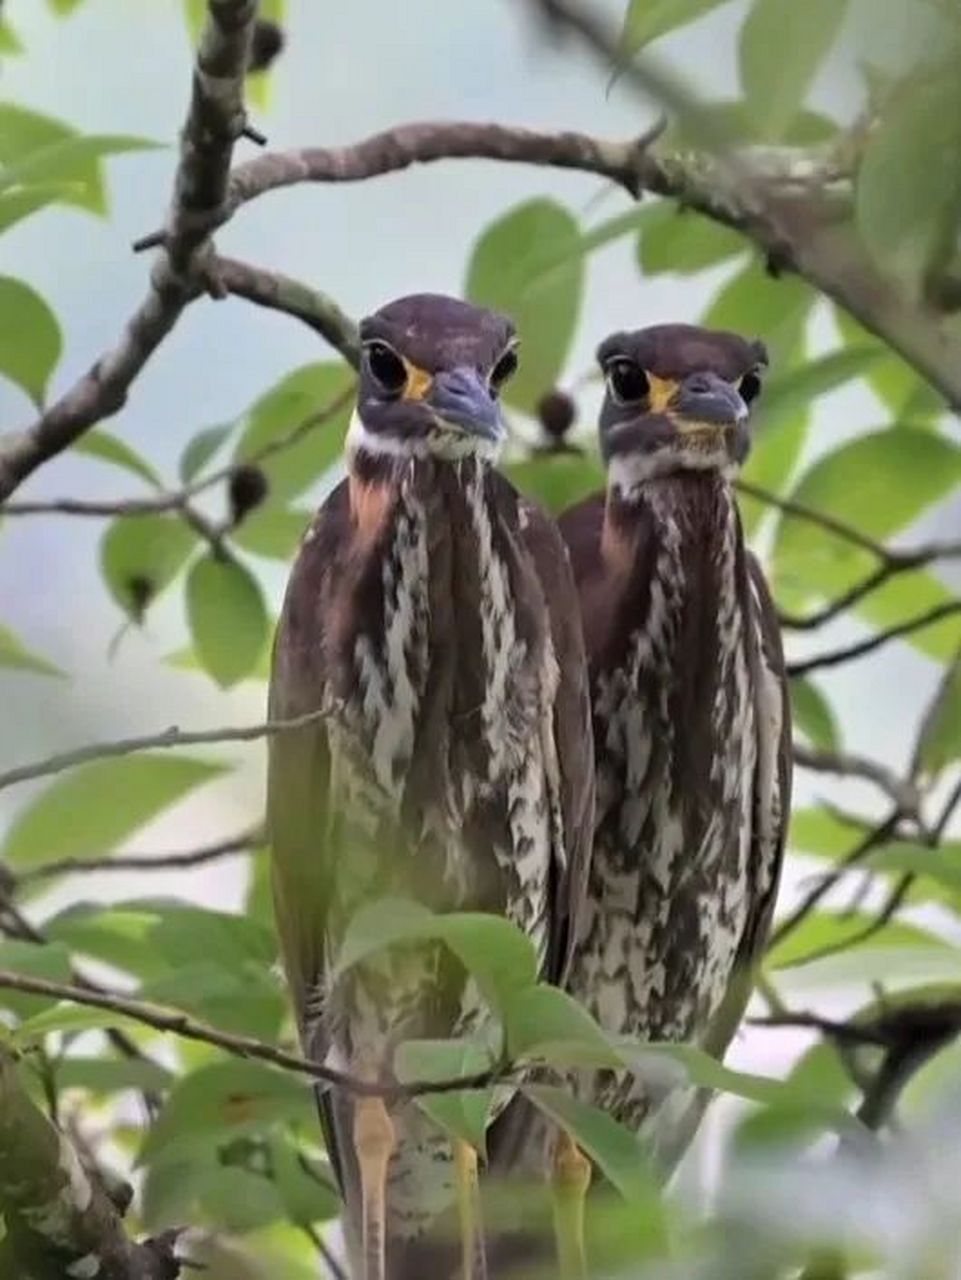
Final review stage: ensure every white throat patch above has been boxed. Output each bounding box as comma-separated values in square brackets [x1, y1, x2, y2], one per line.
[609, 446, 739, 497]
[345, 409, 503, 465]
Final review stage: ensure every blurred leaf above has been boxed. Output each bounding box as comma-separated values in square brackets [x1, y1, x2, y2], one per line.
[269, 1132, 339, 1227]
[74, 429, 163, 488]
[789, 806, 870, 859]
[166, 640, 271, 683]
[466, 198, 583, 413]
[856, 66, 961, 285]
[183, 0, 205, 41]
[504, 453, 604, 515]
[740, 0, 850, 140]
[637, 202, 747, 275]
[739, 410, 809, 537]
[2, 755, 225, 869]
[16, 1002, 148, 1043]
[504, 985, 619, 1067]
[703, 259, 815, 365]
[47, 0, 87, 12]
[0, 941, 72, 1020]
[0, 276, 61, 405]
[149, 902, 277, 971]
[916, 659, 961, 777]
[758, 348, 884, 429]
[666, 100, 838, 148]
[791, 677, 840, 751]
[233, 362, 353, 501]
[197, 1165, 285, 1233]
[143, 964, 284, 1039]
[772, 428, 961, 617]
[46, 904, 170, 979]
[0, 19, 23, 53]
[0, 623, 63, 678]
[186, 554, 269, 688]
[334, 900, 538, 1009]
[524, 1086, 654, 1203]
[767, 910, 949, 969]
[141, 1059, 314, 1165]
[855, 567, 961, 662]
[833, 308, 943, 422]
[0, 184, 79, 234]
[232, 507, 309, 561]
[56, 1056, 172, 1095]
[867, 841, 961, 902]
[395, 1039, 495, 1154]
[619, 0, 733, 52]
[179, 423, 233, 483]
[101, 514, 198, 618]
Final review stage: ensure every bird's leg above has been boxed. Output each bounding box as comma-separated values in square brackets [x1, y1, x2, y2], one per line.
[454, 1139, 487, 1280]
[353, 1084, 395, 1280]
[550, 1128, 592, 1280]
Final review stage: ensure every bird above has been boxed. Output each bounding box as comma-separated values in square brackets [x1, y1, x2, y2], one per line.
[266, 293, 594, 1280]
[556, 323, 792, 1221]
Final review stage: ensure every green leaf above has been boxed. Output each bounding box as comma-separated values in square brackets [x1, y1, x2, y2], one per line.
[856, 568, 961, 663]
[143, 964, 285, 1040]
[739, 0, 850, 141]
[100, 514, 198, 619]
[504, 453, 605, 516]
[637, 203, 746, 275]
[199, 1166, 285, 1233]
[232, 507, 309, 561]
[74, 429, 163, 489]
[0, 941, 73, 1020]
[833, 308, 943, 422]
[702, 259, 814, 366]
[56, 1056, 172, 1096]
[789, 806, 870, 859]
[503, 985, 619, 1067]
[0, 184, 79, 235]
[619, 0, 734, 52]
[790, 677, 840, 751]
[866, 841, 961, 906]
[0, 18, 23, 53]
[16, 1002, 149, 1044]
[767, 910, 949, 969]
[394, 1039, 495, 1154]
[179, 423, 233, 483]
[186, 555, 269, 688]
[270, 1133, 339, 1227]
[46, 903, 171, 979]
[141, 1060, 314, 1164]
[166, 641, 271, 683]
[772, 428, 961, 619]
[0, 276, 61, 406]
[334, 900, 539, 1010]
[757, 348, 885, 430]
[2, 755, 224, 869]
[666, 100, 838, 149]
[917, 660, 961, 778]
[233, 363, 353, 502]
[47, 0, 86, 12]
[0, 623, 63, 678]
[523, 1085, 654, 1203]
[856, 66, 961, 285]
[0, 133, 159, 209]
[466, 199, 583, 413]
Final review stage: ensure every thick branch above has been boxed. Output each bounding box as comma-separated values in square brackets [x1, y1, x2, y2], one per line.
[0, 1049, 176, 1280]
[0, 972, 498, 1101]
[0, 0, 257, 502]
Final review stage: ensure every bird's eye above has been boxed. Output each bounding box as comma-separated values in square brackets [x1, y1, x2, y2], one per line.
[490, 347, 519, 395]
[739, 370, 763, 405]
[365, 342, 407, 395]
[606, 359, 650, 405]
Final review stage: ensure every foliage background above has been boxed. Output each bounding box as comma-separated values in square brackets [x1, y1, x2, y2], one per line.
[1, 0, 961, 1276]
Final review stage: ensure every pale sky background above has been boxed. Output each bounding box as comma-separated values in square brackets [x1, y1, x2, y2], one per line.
[1, 0, 960, 1200]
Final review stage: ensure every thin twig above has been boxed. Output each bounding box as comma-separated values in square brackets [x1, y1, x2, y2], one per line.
[787, 602, 961, 677]
[0, 970, 501, 1101]
[792, 744, 920, 816]
[0, 710, 329, 792]
[13, 824, 263, 886]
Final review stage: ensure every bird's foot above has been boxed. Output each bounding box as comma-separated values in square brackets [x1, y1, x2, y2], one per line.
[353, 1093, 395, 1280]
[454, 1139, 487, 1280]
[550, 1128, 592, 1280]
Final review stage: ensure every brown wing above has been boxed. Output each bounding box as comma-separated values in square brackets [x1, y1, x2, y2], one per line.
[515, 493, 596, 988]
[267, 480, 352, 1195]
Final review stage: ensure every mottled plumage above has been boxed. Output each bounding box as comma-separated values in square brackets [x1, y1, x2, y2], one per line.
[557, 323, 791, 1164]
[267, 295, 593, 1276]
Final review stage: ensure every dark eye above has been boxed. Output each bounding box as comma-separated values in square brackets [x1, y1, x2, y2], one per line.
[365, 341, 407, 395]
[740, 370, 762, 405]
[606, 359, 650, 405]
[490, 347, 519, 395]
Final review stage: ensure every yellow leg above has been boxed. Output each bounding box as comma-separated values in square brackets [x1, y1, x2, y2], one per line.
[454, 1140, 487, 1280]
[550, 1129, 592, 1280]
[353, 1095, 395, 1280]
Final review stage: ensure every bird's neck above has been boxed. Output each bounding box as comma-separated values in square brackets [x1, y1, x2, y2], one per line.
[602, 469, 735, 571]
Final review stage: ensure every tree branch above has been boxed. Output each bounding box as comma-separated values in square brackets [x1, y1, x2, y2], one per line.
[0, 0, 258, 502]
[0, 1048, 177, 1280]
[0, 711, 329, 792]
[12, 824, 263, 886]
[793, 744, 920, 816]
[0, 972, 500, 1101]
[787, 601, 961, 677]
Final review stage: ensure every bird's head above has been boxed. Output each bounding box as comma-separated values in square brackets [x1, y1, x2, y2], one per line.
[347, 293, 518, 464]
[596, 324, 767, 488]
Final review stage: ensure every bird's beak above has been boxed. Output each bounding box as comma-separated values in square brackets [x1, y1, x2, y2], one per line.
[671, 370, 748, 431]
[428, 367, 505, 443]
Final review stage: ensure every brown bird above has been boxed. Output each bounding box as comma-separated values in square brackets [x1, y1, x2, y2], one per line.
[556, 323, 791, 1225]
[267, 294, 594, 1279]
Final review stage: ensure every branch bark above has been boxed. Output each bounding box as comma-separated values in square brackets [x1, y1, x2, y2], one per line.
[0, 0, 258, 502]
[0, 1049, 177, 1280]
